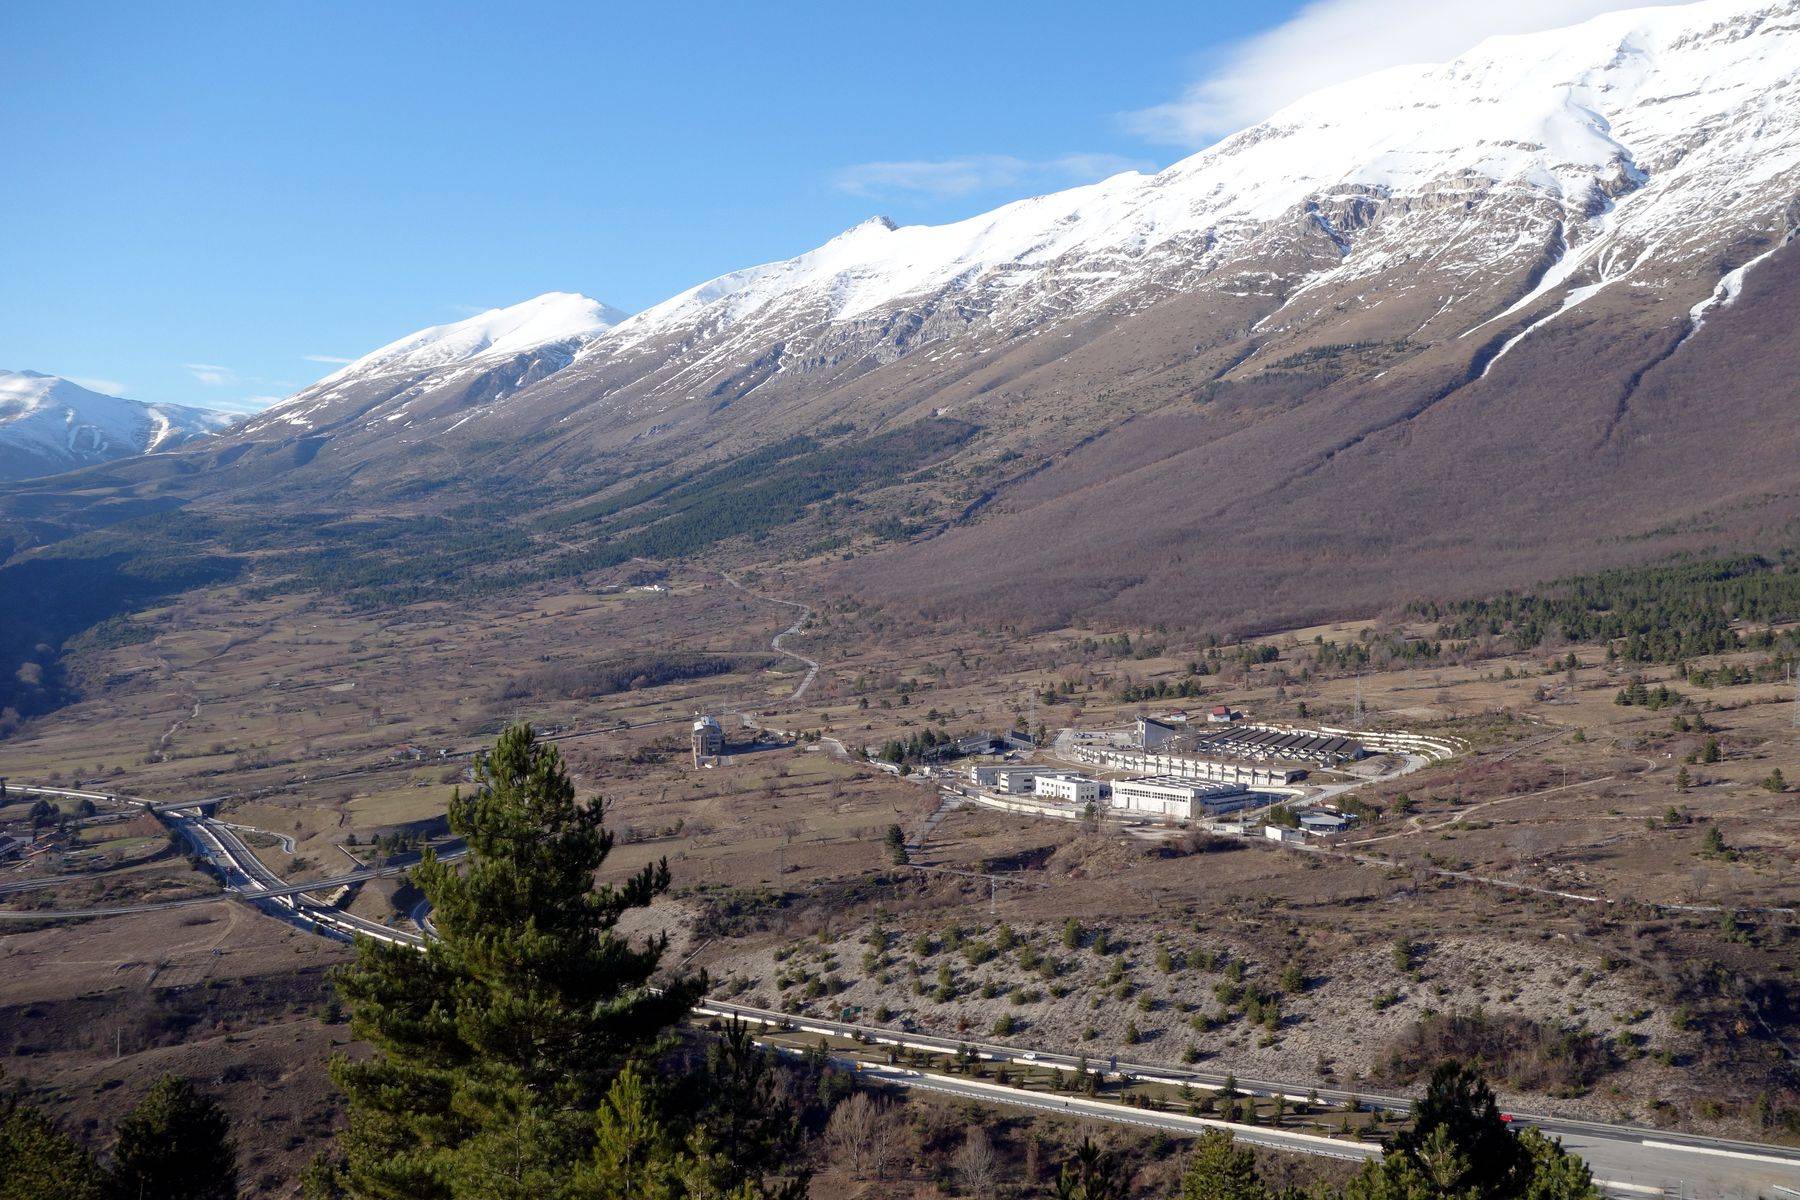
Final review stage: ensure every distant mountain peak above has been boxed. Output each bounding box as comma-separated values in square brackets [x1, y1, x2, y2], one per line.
[0, 370, 234, 481]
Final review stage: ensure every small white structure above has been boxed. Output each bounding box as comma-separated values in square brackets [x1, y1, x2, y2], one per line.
[1264, 824, 1305, 845]
[1300, 812, 1354, 836]
[1111, 776, 1248, 822]
[1032, 773, 1100, 805]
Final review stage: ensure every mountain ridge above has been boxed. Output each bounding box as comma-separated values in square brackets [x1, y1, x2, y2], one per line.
[0, 371, 235, 482]
[233, 0, 1797, 472]
[6, 0, 1798, 635]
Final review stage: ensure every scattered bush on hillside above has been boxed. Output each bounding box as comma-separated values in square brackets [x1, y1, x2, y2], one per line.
[1383, 1011, 1616, 1095]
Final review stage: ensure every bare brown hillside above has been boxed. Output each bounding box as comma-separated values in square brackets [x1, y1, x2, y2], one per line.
[833, 238, 1800, 630]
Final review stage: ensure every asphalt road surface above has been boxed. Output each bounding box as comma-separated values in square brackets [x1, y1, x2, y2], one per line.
[697, 1000, 1800, 1199]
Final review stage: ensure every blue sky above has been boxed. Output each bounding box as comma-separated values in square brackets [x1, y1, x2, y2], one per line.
[0, 0, 1671, 411]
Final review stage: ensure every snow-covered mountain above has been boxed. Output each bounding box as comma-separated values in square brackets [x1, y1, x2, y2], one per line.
[245, 0, 1798, 461]
[586, 0, 1799, 375]
[320, 292, 628, 384]
[0, 371, 235, 481]
[161, 0, 1800, 628]
[244, 292, 627, 438]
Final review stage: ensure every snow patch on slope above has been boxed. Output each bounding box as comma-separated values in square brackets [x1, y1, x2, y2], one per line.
[1688, 226, 1796, 332]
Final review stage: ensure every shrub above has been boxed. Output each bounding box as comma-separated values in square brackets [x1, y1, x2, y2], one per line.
[1384, 1011, 1616, 1093]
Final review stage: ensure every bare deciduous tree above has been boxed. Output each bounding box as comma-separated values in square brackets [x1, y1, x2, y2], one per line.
[825, 1091, 902, 1179]
[955, 1126, 1000, 1198]
[867, 1101, 902, 1181]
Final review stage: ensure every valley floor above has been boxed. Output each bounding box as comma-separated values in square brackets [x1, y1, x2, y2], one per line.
[1, 561, 1796, 1194]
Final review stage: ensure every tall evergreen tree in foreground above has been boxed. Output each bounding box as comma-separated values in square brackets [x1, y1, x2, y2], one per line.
[1, 1070, 236, 1200]
[1176, 1063, 1599, 1200]
[321, 723, 704, 1200]
[1176, 1131, 1267, 1200]
[104, 1075, 238, 1200]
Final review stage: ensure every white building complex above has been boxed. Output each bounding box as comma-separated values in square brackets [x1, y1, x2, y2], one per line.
[967, 764, 1063, 795]
[1074, 745, 1302, 789]
[1032, 772, 1101, 805]
[1110, 776, 1249, 822]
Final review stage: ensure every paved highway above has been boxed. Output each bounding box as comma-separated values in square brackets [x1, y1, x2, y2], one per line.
[0, 786, 458, 928]
[696, 1000, 1800, 1199]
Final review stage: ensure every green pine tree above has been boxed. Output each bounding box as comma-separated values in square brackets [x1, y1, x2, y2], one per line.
[1385, 1063, 1525, 1199]
[574, 1067, 682, 1200]
[0, 1072, 104, 1200]
[1344, 1125, 1476, 1200]
[1349, 1062, 1597, 1200]
[1515, 1126, 1600, 1200]
[324, 723, 703, 1200]
[1055, 1138, 1129, 1200]
[104, 1076, 237, 1200]
[677, 1021, 810, 1200]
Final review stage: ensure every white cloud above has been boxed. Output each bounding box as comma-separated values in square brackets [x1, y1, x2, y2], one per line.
[69, 376, 128, 396]
[183, 362, 238, 386]
[832, 153, 1152, 200]
[1128, 0, 1691, 145]
[302, 353, 353, 365]
[208, 394, 285, 414]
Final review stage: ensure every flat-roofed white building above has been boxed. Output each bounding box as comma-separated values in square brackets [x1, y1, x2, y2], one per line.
[1111, 776, 1249, 822]
[1032, 772, 1100, 805]
[1300, 812, 1354, 836]
[967, 764, 1062, 794]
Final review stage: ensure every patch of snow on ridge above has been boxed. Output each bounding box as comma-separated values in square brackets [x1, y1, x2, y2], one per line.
[318, 292, 629, 385]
